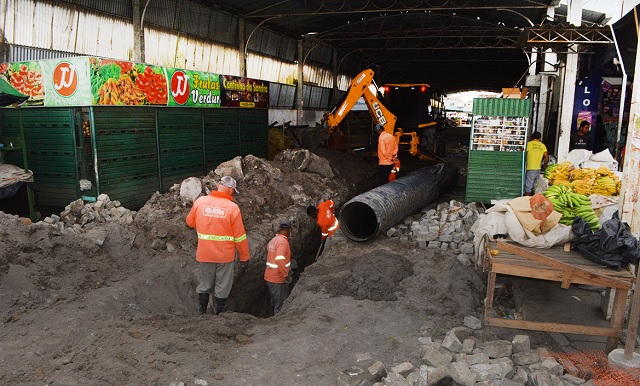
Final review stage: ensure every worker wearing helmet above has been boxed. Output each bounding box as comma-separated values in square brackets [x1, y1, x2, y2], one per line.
[186, 176, 250, 315]
[264, 220, 293, 315]
[376, 123, 398, 185]
[307, 199, 339, 258]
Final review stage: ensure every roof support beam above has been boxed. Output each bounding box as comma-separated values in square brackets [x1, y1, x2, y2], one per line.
[557, 0, 582, 163]
[520, 26, 613, 48]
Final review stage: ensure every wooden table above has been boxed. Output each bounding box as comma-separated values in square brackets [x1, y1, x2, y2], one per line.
[485, 240, 635, 352]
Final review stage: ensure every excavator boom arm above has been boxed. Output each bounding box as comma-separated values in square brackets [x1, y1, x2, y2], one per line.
[324, 69, 396, 134]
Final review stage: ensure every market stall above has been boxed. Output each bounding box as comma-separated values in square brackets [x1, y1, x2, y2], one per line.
[465, 98, 532, 203]
[0, 57, 270, 213]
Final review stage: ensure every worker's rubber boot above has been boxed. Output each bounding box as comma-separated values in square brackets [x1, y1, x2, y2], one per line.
[198, 293, 210, 315]
[214, 297, 227, 315]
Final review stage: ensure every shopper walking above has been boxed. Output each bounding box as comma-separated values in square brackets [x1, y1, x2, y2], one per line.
[524, 132, 548, 196]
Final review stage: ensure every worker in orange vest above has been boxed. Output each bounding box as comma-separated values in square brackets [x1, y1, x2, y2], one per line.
[186, 176, 250, 315]
[376, 123, 399, 185]
[307, 199, 340, 259]
[264, 220, 293, 315]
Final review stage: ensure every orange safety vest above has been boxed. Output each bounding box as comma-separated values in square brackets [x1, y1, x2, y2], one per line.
[378, 131, 398, 165]
[264, 233, 291, 284]
[317, 199, 340, 240]
[186, 191, 250, 263]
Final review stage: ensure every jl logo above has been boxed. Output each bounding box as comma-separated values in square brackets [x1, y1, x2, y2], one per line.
[53, 62, 78, 97]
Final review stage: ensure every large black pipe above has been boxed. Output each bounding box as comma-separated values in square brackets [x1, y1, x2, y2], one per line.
[339, 163, 458, 242]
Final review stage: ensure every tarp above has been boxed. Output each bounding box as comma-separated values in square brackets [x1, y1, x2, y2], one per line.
[0, 77, 29, 106]
[612, 6, 639, 76]
[0, 164, 33, 199]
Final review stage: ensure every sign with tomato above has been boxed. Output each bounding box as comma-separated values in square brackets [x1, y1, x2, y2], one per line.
[166, 68, 220, 107]
[0, 56, 268, 109]
[40, 57, 92, 106]
[220, 75, 269, 109]
[0, 61, 45, 106]
[90, 58, 168, 106]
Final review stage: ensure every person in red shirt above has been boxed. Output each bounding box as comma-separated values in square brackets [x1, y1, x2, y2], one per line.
[186, 176, 250, 315]
[306, 199, 340, 258]
[264, 220, 292, 315]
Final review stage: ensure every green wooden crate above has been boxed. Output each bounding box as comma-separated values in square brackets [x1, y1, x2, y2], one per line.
[203, 109, 241, 171]
[157, 108, 204, 190]
[239, 109, 267, 158]
[93, 107, 159, 209]
[0, 108, 78, 213]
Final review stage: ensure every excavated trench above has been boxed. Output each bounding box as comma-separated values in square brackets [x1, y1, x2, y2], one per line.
[228, 232, 322, 318]
[227, 163, 458, 318]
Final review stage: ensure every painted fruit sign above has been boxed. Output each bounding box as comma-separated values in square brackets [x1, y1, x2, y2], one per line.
[0, 61, 44, 106]
[90, 58, 168, 105]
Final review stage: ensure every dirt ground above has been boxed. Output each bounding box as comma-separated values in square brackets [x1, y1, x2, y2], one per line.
[0, 140, 559, 385]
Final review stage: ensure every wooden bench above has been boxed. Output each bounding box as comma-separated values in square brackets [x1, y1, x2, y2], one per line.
[484, 240, 635, 352]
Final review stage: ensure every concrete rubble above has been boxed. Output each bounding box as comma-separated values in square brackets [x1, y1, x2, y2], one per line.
[384, 200, 483, 266]
[336, 317, 592, 386]
[35, 194, 135, 239]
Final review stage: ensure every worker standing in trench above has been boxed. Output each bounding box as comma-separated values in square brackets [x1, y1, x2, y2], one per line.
[376, 123, 399, 185]
[186, 176, 250, 315]
[307, 199, 340, 259]
[264, 220, 293, 315]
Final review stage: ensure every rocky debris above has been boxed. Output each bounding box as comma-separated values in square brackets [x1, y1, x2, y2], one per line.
[24, 194, 136, 241]
[336, 322, 591, 386]
[276, 148, 336, 179]
[384, 200, 483, 264]
[179, 176, 205, 204]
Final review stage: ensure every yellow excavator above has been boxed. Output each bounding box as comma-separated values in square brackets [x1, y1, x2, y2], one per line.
[323, 68, 436, 159]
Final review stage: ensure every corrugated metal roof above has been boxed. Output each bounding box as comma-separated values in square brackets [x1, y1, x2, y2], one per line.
[8, 44, 75, 62]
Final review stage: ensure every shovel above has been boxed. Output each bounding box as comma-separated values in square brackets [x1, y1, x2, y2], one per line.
[314, 239, 326, 261]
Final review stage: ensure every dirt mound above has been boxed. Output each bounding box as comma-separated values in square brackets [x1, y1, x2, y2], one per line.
[309, 251, 413, 301]
[0, 148, 499, 386]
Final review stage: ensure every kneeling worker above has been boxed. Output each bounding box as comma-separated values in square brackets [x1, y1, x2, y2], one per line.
[264, 220, 293, 315]
[307, 199, 340, 258]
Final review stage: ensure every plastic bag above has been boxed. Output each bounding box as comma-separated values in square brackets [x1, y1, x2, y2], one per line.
[571, 211, 640, 270]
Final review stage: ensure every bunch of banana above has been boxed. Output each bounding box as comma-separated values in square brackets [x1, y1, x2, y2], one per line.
[543, 163, 558, 179]
[592, 176, 620, 196]
[542, 185, 600, 230]
[546, 161, 574, 186]
[546, 162, 621, 197]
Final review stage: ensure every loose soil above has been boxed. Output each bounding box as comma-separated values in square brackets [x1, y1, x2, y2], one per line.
[0, 142, 561, 385]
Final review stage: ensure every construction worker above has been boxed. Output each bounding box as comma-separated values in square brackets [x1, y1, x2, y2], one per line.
[306, 199, 339, 258]
[376, 123, 398, 185]
[186, 175, 250, 315]
[264, 220, 293, 315]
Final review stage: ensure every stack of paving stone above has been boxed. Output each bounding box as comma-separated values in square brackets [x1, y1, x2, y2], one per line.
[38, 194, 135, 235]
[336, 316, 592, 386]
[385, 200, 483, 266]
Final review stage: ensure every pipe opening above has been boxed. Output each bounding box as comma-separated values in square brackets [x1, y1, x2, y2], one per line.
[340, 201, 379, 241]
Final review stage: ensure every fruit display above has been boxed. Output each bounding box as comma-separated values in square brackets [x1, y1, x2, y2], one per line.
[90, 58, 167, 105]
[542, 185, 600, 230]
[545, 161, 621, 196]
